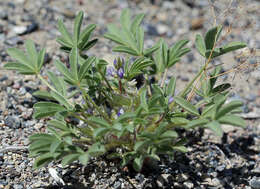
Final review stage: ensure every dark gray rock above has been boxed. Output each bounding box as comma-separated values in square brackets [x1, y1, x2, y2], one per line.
[0, 10, 8, 20]
[4, 115, 21, 129]
[4, 36, 23, 46]
[250, 177, 260, 189]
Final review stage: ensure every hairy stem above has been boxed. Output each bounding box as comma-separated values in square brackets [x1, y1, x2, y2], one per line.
[98, 69, 113, 91]
[179, 65, 205, 98]
[160, 67, 168, 88]
[37, 74, 74, 107]
[79, 86, 111, 123]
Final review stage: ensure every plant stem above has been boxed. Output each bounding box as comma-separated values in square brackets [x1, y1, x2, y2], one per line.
[37, 74, 74, 107]
[160, 67, 168, 88]
[119, 79, 123, 94]
[98, 69, 113, 91]
[179, 65, 205, 98]
[79, 86, 111, 123]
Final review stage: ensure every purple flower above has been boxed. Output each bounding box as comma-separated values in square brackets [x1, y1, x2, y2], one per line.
[113, 59, 118, 67]
[168, 96, 174, 104]
[117, 108, 124, 117]
[106, 66, 115, 77]
[117, 67, 124, 79]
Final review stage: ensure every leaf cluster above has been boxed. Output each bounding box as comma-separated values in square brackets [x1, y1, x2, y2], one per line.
[5, 10, 247, 172]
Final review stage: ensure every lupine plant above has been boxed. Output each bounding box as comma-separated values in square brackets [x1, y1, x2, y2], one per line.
[5, 10, 247, 171]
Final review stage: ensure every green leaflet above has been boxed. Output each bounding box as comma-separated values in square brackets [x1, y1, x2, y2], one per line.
[206, 121, 223, 137]
[175, 97, 200, 116]
[218, 114, 246, 128]
[195, 34, 206, 56]
[62, 154, 80, 167]
[33, 102, 66, 119]
[73, 11, 83, 44]
[216, 100, 243, 119]
[58, 19, 74, 46]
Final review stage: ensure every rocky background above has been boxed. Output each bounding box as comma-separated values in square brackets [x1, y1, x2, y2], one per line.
[0, 0, 259, 188]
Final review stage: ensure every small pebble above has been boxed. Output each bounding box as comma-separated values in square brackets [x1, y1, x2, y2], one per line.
[250, 177, 260, 189]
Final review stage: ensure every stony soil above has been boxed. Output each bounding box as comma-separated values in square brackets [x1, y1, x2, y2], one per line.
[0, 0, 259, 188]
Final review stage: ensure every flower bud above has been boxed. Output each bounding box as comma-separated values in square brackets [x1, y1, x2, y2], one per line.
[117, 67, 124, 79]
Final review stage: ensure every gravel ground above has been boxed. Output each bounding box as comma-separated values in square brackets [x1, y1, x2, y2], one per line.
[0, 0, 259, 188]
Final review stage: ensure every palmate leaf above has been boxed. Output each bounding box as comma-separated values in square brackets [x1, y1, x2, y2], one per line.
[5, 40, 46, 74]
[126, 57, 153, 79]
[57, 11, 97, 52]
[197, 25, 246, 58]
[105, 9, 149, 57]
[168, 39, 190, 67]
